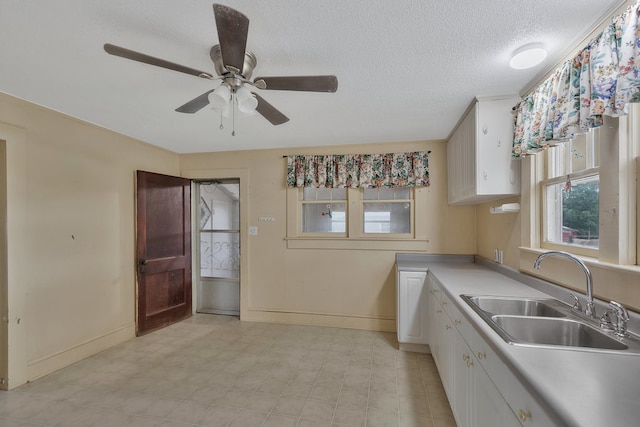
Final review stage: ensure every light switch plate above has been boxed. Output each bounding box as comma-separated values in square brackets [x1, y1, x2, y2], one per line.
[248, 226, 258, 236]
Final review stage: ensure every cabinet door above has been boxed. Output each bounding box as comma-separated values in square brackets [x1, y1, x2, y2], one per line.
[476, 97, 521, 196]
[397, 271, 428, 344]
[447, 104, 477, 204]
[503, 377, 554, 426]
[472, 358, 519, 427]
[440, 311, 455, 400]
[452, 329, 470, 427]
[429, 290, 444, 371]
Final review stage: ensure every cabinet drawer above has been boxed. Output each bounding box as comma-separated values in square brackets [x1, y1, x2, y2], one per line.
[441, 295, 472, 342]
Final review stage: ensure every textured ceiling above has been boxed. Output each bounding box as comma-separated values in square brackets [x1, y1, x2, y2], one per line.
[0, 0, 627, 153]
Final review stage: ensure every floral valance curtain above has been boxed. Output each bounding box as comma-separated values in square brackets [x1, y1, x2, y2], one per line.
[512, 1, 640, 157]
[286, 151, 430, 188]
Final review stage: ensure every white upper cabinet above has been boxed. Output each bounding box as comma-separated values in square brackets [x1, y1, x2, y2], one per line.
[447, 96, 521, 205]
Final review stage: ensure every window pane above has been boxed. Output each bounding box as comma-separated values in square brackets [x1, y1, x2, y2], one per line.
[378, 188, 396, 200]
[364, 202, 411, 234]
[544, 175, 599, 248]
[363, 188, 377, 200]
[547, 145, 566, 179]
[302, 203, 346, 232]
[303, 187, 346, 201]
[316, 188, 333, 200]
[332, 188, 347, 200]
[303, 187, 316, 200]
[364, 187, 411, 200]
[395, 187, 411, 199]
[570, 133, 588, 172]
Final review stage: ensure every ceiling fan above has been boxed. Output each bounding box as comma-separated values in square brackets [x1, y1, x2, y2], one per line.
[104, 3, 338, 128]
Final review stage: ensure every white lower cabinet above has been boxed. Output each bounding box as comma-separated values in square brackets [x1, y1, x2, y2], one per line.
[397, 270, 428, 345]
[428, 275, 546, 427]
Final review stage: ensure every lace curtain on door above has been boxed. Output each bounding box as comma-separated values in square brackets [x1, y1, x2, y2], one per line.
[513, 1, 640, 157]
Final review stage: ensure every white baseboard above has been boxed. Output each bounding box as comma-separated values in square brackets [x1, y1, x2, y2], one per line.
[243, 309, 396, 332]
[24, 323, 135, 387]
[399, 343, 430, 353]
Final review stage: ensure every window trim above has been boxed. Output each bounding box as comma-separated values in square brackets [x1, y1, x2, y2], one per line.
[522, 110, 638, 267]
[286, 186, 429, 250]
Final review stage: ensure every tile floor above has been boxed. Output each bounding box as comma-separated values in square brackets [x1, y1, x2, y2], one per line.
[0, 314, 456, 427]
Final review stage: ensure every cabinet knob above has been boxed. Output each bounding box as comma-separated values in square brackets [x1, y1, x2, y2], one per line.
[437, 310, 442, 314]
[445, 325, 451, 330]
[518, 409, 532, 422]
[466, 359, 474, 368]
[442, 301, 448, 306]
[454, 319, 461, 326]
[462, 354, 469, 361]
[477, 352, 486, 360]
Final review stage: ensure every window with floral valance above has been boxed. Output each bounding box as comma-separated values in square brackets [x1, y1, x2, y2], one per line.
[512, 0, 640, 157]
[285, 151, 430, 188]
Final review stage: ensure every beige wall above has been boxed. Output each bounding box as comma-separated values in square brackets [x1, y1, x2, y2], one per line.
[2, 87, 640, 391]
[180, 140, 477, 331]
[475, 190, 640, 312]
[0, 93, 179, 388]
[476, 196, 521, 269]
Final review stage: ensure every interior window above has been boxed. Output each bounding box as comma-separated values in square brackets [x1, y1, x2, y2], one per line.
[301, 187, 346, 233]
[363, 188, 412, 234]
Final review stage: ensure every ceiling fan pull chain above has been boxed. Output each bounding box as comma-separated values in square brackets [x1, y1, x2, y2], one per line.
[232, 92, 236, 136]
[219, 110, 224, 130]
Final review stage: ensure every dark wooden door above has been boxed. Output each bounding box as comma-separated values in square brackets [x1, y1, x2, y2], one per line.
[136, 170, 192, 335]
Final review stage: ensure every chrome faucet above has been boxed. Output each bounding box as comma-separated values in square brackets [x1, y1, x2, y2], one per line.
[533, 251, 596, 318]
[609, 301, 630, 337]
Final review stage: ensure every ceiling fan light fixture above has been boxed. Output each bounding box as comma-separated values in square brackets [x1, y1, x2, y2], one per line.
[510, 43, 547, 69]
[236, 86, 258, 113]
[209, 84, 231, 111]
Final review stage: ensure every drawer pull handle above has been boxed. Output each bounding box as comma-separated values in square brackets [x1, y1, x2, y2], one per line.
[518, 409, 532, 422]
[442, 301, 448, 306]
[462, 354, 469, 361]
[477, 352, 486, 360]
[466, 359, 474, 368]
[437, 310, 442, 314]
[454, 319, 461, 325]
[445, 325, 451, 330]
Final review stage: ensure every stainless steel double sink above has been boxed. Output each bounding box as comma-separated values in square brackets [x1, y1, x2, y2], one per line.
[460, 295, 640, 354]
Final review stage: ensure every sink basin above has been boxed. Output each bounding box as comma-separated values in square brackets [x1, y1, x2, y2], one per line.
[491, 316, 628, 350]
[465, 296, 565, 317]
[460, 294, 640, 354]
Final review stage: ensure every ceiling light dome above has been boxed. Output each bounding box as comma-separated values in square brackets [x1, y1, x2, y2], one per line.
[208, 84, 231, 111]
[510, 44, 547, 70]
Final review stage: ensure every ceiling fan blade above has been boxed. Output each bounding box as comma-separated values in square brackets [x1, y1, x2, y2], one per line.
[254, 76, 338, 92]
[253, 92, 289, 125]
[104, 43, 213, 79]
[175, 90, 214, 113]
[213, 4, 249, 74]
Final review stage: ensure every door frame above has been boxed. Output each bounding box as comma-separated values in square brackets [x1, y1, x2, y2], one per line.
[194, 178, 241, 315]
[182, 169, 249, 320]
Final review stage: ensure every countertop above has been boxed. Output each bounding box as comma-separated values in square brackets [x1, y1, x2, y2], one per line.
[395, 255, 640, 427]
